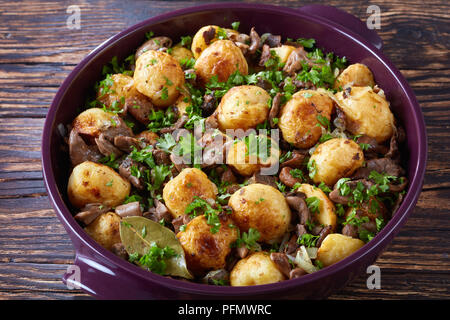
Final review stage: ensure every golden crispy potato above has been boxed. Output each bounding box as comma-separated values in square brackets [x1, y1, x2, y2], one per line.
[136, 130, 159, 145]
[173, 90, 191, 116]
[163, 168, 218, 218]
[271, 45, 296, 64]
[177, 215, 238, 275]
[230, 252, 286, 286]
[228, 184, 291, 243]
[194, 40, 248, 85]
[191, 25, 239, 59]
[217, 85, 270, 131]
[84, 212, 121, 251]
[309, 138, 364, 186]
[72, 108, 122, 139]
[133, 50, 185, 108]
[226, 135, 280, 177]
[334, 63, 375, 90]
[279, 90, 334, 148]
[296, 183, 337, 231]
[317, 233, 365, 267]
[170, 44, 194, 65]
[68, 161, 131, 209]
[335, 86, 395, 143]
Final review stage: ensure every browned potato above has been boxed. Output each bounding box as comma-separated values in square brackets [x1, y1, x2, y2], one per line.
[226, 135, 280, 177]
[317, 234, 364, 267]
[162, 168, 218, 218]
[230, 252, 286, 286]
[191, 25, 239, 59]
[296, 183, 337, 231]
[135, 130, 159, 145]
[84, 212, 121, 251]
[194, 40, 248, 85]
[228, 183, 291, 243]
[335, 86, 395, 143]
[68, 161, 131, 208]
[309, 138, 364, 186]
[133, 50, 185, 107]
[96, 73, 134, 109]
[72, 108, 122, 139]
[170, 44, 194, 65]
[271, 45, 296, 64]
[278, 90, 334, 148]
[217, 85, 271, 131]
[334, 63, 375, 89]
[177, 215, 238, 275]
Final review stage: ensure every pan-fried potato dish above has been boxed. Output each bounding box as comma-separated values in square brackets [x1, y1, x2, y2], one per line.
[63, 23, 407, 286]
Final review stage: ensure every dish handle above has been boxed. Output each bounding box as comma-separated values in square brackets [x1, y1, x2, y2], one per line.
[298, 4, 383, 51]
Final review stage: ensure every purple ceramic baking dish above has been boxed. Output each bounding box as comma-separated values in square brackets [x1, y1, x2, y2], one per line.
[41, 3, 427, 299]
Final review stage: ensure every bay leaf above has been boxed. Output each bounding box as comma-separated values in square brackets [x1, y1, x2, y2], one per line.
[119, 216, 193, 279]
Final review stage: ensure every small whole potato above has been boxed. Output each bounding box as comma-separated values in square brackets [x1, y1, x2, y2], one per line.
[170, 44, 194, 65]
[84, 212, 121, 251]
[296, 183, 337, 231]
[335, 86, 395, 143]
[72, 108, 123, 140]
[230, 252, 286, 286]
[217, 85, 271, 131]
[271, 45, 296, 64]
[317, 233, 365, 267]
[133, 50, 185, 107]
[226, 135, 280, 177]
[309, 138, 364, 186]
[177, 215, 238, 275]
[194, 40, 248, 85]
[228, 183, 291, 243]
[96, 73, 134, 110]
[68, 161, 131, 208]
[334, 63, 375, 90]
[135, 130, 159, 145]
[162, 168, 218, 218]
[191, 25, 239, 59]
[278, 90, 334, 148]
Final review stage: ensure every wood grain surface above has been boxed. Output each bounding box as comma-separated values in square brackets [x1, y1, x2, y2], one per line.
[0, 0, 449, 300]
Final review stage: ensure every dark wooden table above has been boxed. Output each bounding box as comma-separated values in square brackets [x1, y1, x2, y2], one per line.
[0, 0, 449, 300]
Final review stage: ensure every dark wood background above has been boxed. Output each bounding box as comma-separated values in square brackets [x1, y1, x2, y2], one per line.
[0, 0, 449, 300]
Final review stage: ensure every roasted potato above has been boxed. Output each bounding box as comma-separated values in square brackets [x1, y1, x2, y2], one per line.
[217, 85, 271, 131]
[173, 90, 192, 116]
[133, 50, 185, 108]
[68, 161, 131, 208]
[170, 44, 194, 65]
[228, 183, 291, 242]
[194, 40, 248, 85]
[96, 73, 134, 109]
[278, 90, 334, 148]
[334, 63, 375, 90]
[271, 45, 296, 64]
[135, 130, 159, 145]
[317, 233, 365, 267]
[335, 86, 395, 143]
[309, 138, 364, 186]
[226, 135, 280, 177]
[84, 212, 121, 251]
[296, 183, 337, 231]
[177, 215, 238, 275]
[162, 168, 218, 218]
[72, 108, 123, 140]
[230, 252, 286, 286]
[191, 25, 239, 59]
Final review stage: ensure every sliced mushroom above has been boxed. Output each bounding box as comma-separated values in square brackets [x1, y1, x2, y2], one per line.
[68, 129, 103, 166]
[95, 133, 123, 157]
[135, 36, 173, 59]
[114, 135, 141, 153]
[74, 203, 111, 225]
[115, 201, 142, 218]
[270, 252, 292, 278]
